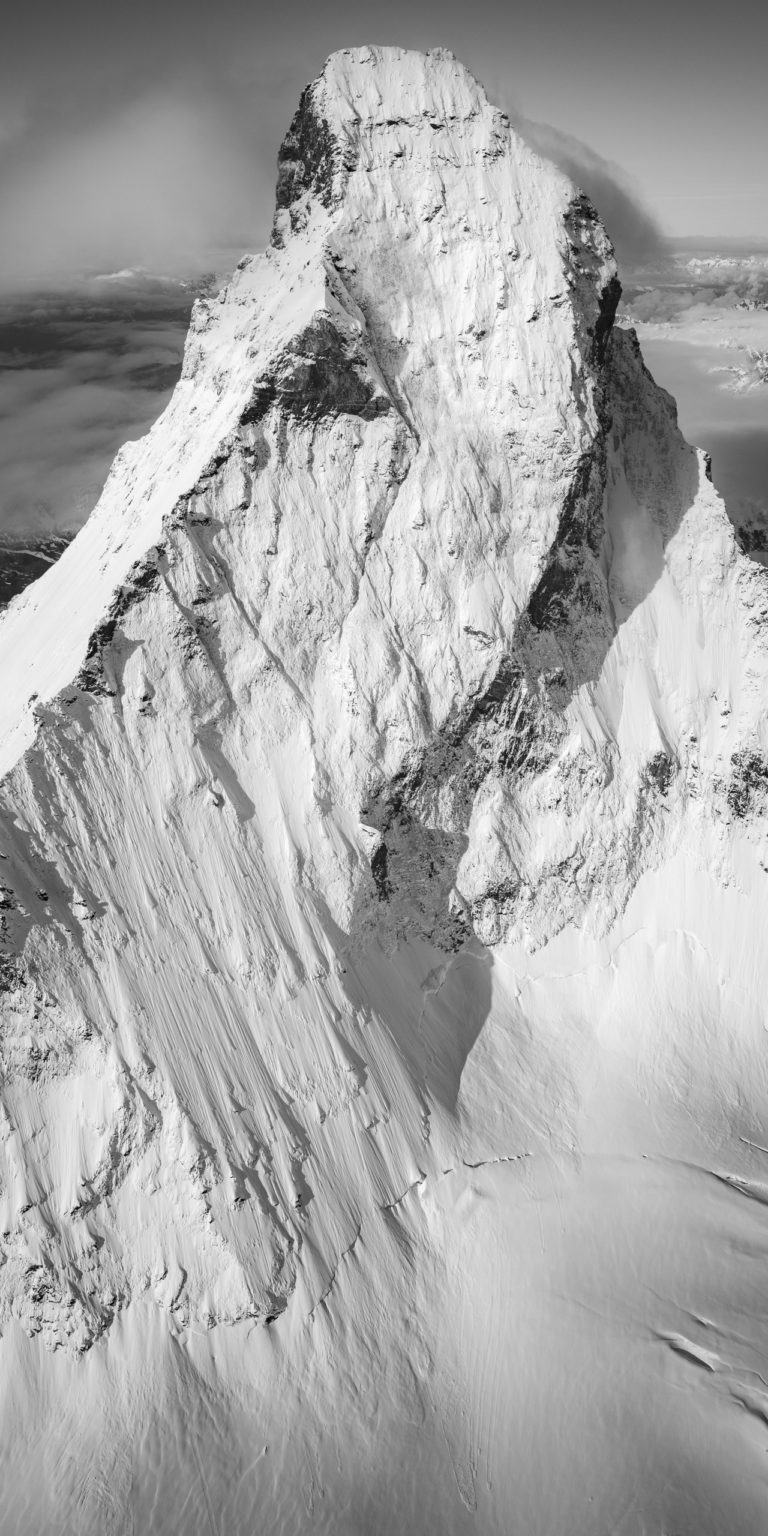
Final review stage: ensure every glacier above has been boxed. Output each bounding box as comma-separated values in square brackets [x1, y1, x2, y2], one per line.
[1, 44, 768, 1535]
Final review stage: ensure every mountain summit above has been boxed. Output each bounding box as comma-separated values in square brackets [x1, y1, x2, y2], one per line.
[1, 46, 768, 1536]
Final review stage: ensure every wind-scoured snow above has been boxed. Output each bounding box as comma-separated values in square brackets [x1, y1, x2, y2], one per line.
[1, 44, 768, 1536]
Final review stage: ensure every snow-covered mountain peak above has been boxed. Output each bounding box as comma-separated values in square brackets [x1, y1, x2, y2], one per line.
[272, 45, 509, 229]
[0, 46, 617, 781]
[2, 49, 768, 1534]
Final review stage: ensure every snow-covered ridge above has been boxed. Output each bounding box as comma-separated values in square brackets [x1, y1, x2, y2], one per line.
[2, 47, 768, 1535]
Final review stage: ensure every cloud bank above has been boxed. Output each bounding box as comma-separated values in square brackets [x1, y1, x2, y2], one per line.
[0, 276, 201, 534]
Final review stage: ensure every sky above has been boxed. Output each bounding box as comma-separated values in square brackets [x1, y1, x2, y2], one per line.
[0, 0, 766, 288]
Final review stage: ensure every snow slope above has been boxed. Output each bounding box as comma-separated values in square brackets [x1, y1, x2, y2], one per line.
[1, 45, 768, 1535]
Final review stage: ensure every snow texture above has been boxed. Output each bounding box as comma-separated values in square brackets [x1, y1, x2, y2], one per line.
[1, 45, 768, 1536]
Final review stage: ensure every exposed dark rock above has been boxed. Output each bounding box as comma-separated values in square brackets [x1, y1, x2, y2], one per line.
[357, 652, 557, 948]
[593, 276, 623, 364]
[241, 315, 392, 427]
[274, 86, 340, 235]
[77, 555, 161, 694]
[370, 842, 391, 902]
[527, 446, 608, 633]
[737, 522, 768, 556]
[644, 751, 676, 796]
[727, 750, 768, 819]
[563, 194, 622, 362]
[0, 950, 23, 994]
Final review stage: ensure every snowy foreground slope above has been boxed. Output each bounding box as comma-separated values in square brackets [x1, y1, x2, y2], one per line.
[2, 46, 768, 1535]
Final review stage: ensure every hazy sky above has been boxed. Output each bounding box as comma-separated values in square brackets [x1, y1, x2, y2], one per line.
[1, 0, 766, 283]
[0, 276, 204, 534]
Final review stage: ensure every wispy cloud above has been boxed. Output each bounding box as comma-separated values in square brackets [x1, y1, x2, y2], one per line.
[502, 110, 668, 272]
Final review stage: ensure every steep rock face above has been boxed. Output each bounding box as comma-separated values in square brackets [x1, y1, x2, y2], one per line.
[1, 46, 768, 1536]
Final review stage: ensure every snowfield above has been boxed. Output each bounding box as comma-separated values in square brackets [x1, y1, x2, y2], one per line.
[1, 45, 768, 1535]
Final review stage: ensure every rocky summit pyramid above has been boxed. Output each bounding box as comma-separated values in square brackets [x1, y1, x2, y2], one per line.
[2, 45, 768, 1536]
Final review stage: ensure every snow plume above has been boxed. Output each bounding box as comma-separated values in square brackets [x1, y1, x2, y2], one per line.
[511, 115, 668, 273]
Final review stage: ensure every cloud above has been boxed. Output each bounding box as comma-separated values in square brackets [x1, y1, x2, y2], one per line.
[0, 65, 671, 543]
[0, 81, 270, 536]
[509, 114, 668, 273]
[0, 277, 200, 534]
[0, 91, 271, 288]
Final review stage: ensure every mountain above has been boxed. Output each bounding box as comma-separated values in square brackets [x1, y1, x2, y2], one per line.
[1, 46, 768, 1536]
